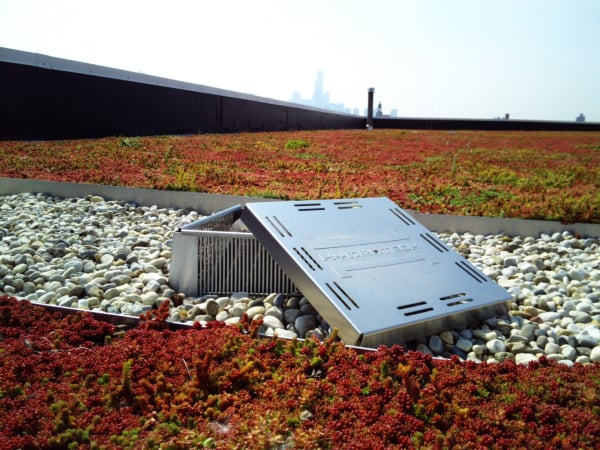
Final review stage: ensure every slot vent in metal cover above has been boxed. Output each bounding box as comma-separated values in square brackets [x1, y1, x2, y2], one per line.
[397, 300, 428, 310]
[293, 247, 323, 271]
[266, 216, 292, 237]
[294, 202, 325, 212]
[439, 292, 466, 301]
[326, 282, 360, 310]
[447, 298, 473, 307]
[455, 261, 487, 283]
[420, 233, 449, 253]
[390, 207, 416, 225]
[397, 301, 434, 316]
[334, 201, 362, 210]
[439, 292, 473, 307]
[403, 306, 435, 316]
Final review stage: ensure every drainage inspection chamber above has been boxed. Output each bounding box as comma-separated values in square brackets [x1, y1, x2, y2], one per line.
[172, 197, 511, 348]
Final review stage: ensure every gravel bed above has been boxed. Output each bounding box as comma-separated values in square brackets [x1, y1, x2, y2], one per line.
[1, 192, 599, 365]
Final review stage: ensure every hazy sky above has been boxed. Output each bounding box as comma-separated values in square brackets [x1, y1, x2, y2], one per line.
[1, 0, 599, 121]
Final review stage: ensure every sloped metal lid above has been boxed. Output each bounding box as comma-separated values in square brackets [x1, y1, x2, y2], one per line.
[241, 197, 511, 347]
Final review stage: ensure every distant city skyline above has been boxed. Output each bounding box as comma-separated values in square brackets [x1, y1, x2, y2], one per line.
[290, 70, 354, 114]
[291, 71, 398, 117]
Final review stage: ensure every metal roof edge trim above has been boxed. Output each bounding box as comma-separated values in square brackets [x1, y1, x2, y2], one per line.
[409, 210, 599, 239]
[1, 177, 598, 237]
[0, 177, 277, 216]
[27, 301, 379, 353]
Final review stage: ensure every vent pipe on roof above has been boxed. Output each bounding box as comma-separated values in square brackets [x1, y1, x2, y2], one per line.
[367, 87, 375, 130]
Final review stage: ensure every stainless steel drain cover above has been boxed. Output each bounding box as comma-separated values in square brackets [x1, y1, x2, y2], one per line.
[241, 197, 511, 347]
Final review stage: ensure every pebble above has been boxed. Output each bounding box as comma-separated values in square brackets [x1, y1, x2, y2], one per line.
[486, 339, 506, 354]
[1, 192, 599, 365]
[455, 338, 473, 353]
[509, 342, 528, 353]
[272, 293, 286, 308]
[215, 311, 229, 322]
[560, 345, 577, 361]
[537, 312, 561, 323]
[141, 292, 158, 306]
[576, 326, 600, 347]
[428, 335, 445, 355]
[204, 299, 220, 317]
[440, 330, 454, 345]
[513, 353, 533, 365]
[270, 328, 298, 340]
[246, 305, 266, 320]
[569, 310, 591, 323]
[473, 329, 497, 341]
[284, 308, 301, 324]
[519, 323, 536, 341]
[590, 346, 600, 363]
[262, 315, 284, 330]
[295, 315, 316, 338]
[416, 343, 433, 356]
[264, 306, 284, 322]
[230, 303, 247, 317]
[545, 342, 560, 355]
[224, 317, 241, 326]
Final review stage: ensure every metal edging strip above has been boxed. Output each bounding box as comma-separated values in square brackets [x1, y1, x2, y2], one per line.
[1, 177, 598, 237]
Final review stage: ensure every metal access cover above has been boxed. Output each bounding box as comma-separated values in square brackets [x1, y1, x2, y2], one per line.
[241, 197, 511, 348]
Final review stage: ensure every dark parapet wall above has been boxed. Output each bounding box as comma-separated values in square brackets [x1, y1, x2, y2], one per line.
[373, 116, 600, 132]
[2, 47, 598, 140]
[0, 47, 364, 140]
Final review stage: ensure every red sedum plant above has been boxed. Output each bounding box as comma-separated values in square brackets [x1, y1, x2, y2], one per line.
[1, 129, 599, 222]
[1, 295, 599, 449]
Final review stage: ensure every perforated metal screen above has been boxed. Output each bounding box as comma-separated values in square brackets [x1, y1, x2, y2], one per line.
[170, 204, 297, 296]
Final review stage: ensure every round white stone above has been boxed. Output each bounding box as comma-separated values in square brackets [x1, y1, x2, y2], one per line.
[262, 315, 284, 330]
[515, 353, 538, 365]
[589, 346, 600, 363]
[246, 305, 265, 319]
[486, 339, 506, 354]
[230, 303, 247, 317]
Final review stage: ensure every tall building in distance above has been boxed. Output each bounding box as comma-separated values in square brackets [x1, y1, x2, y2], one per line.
[363, 103, 398, 118]
[291, 70, 353, 114]
[291, 71, 397, 117]
[312, 70, 329, 106]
